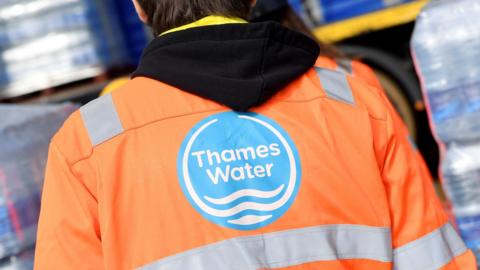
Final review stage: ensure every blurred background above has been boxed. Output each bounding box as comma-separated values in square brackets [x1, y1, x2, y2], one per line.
[1, 0, 480, 268]
[0, 0, 437, 172]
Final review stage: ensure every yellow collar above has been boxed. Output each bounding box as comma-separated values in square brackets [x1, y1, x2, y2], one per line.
[161, 15, 247, 36]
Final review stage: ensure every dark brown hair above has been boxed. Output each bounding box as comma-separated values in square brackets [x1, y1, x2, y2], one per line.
[250, 3, 345, 59]
[280, 7, 345, 59]
[137, 0, 252, 36]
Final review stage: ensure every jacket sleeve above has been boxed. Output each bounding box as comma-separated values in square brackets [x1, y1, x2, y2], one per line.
[380, 110, 477, 269]
[34, 142, 103, 270]
[352, 60, 437, 187]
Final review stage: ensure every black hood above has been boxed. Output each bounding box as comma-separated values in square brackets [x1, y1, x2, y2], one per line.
[133, 21, 319, 111]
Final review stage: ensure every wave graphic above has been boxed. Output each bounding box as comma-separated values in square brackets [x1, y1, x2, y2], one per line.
[181, 115, 299, 222]
[228, 215, 273, 225]
[204, 185, 285, 205]
[203, 185, 284, 226]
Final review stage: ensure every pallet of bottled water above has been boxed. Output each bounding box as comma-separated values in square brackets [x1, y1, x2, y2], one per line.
[412, 0, 480, 264]
[0, 0, 127, 99]
[0, 103, 77, 266]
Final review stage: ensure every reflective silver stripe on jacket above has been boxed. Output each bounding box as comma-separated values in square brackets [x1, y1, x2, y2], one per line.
[80, 93, 124, 146]
[137, 225, 392, 270]
[315, 67, 355, 105]
[393, 223, 468, 270]
[336, 59, 353, 75]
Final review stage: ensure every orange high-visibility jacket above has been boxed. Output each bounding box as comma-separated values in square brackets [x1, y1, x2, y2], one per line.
[35, 21, 476, 270]
[316, 57, 434, 183]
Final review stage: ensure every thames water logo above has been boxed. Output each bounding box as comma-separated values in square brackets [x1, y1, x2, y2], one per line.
[177, 112, 301, 230]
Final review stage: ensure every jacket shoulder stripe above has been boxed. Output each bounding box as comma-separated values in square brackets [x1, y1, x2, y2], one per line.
[80, 93, 124, 146]
[393, 223, 468, 270]
[315, 67, 355, 105]
[336, 59, 353, 75]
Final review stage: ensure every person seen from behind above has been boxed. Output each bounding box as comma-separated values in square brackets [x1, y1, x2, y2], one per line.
[35, 0, 476, 269]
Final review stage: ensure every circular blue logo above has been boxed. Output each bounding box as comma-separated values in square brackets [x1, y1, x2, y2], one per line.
[177, 112, 301, 230]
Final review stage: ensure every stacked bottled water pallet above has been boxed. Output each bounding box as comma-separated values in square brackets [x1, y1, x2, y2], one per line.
[0, 0, 128, 99]
[412, 0, 480, 264]
[0, 104, 77, 268]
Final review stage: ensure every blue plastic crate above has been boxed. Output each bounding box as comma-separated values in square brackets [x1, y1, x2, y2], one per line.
[325, 0, 415, 23]
[298, 0, 415, 25]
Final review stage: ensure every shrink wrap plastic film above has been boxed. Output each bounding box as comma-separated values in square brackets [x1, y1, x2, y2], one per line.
[412, 0, 480, 264]
[0, 103, 77, 267]
[0, 0, 128, 98]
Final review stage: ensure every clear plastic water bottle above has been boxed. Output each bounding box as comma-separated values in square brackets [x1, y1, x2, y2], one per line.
[412, 0, 480, 263]
[412, 0, 480, 143]
[442, 143, 480, 261]
[442, 144, 480, 214]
